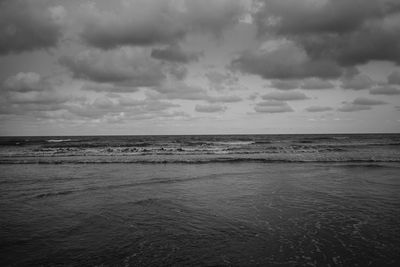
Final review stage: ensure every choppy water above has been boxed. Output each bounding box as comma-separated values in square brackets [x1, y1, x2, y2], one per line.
[0, 134, 400, 266]
[1, 134, 400, 163]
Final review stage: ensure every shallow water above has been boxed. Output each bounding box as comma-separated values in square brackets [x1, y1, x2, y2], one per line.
[1, 162, 400, 266]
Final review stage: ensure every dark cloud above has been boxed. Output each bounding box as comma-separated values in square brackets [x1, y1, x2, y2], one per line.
[262, 90, 308, 101]
[195, 104, 226, 113]
[253, 0, 386, 36]
[81, 82, 139, 93]
[0, 101, 68, 116]
[151, 82, 208, 100]
[206, 95, 242, 103]
[0, 0, 64, 55]
[338, 103, 372, 112]
[151, 44, 201, 63]
[59, 47, 165, 87]
[341, 74, 375, 90]
[305, 106, 333, 112]
[79, 0, 245, 49]
[301, 78, 335, 90]
[370, 85, 400, 95]
[254, 100, 293, 113]
[387, 70, 400, 85]
[270, 79, 300, 90]
[231, 41, 343, 79]
[337, 97, 387, 112]
[268, 78, 334, 91]
[353, 97, 387, 105]
[251, 0, 400, 71]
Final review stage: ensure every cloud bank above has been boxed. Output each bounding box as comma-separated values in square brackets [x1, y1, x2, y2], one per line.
[0, 0, 64, 55]
[78, 0, 245, 49]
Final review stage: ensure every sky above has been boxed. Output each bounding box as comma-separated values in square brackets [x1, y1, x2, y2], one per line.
[0, 0, 399, 135]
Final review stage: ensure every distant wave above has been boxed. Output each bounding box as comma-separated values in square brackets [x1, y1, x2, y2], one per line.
[46, 139, 72, 143]
[5, 157, 400, 165]
[1, 134, 399, 165]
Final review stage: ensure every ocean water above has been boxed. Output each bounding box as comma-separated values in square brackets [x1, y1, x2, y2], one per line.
[0, 134, 400, 266]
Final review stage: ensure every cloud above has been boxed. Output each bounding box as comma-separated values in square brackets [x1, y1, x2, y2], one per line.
[195, 104, 226, 113]
[370, 85, 400, 95]
[341, 74, 375, 90]
[270, 79, 300, 90]
[261, 90, 308, 101]
[151, 44, 201, 63]
[205, 71, 240, 91]
[337, 97, 387, 112]
[166, 64, 189, 80]
[305, 106, 333, 112]
[252, 0, 400, 68]
[338, 103, 372, 112]
[3, 72, 51, 92]
[206, 95, 242, 103]
[0, 0, 64, 55]
[0, 73, 73, 116]
[81, 82, 140, 93]
[150, 81, 242, 103]
[387, 70, 400, 85]
[253, 0, 396, 35]
[78, 0, 245, 49]
[254, 100, 294, 113]
[0, 72, 71, 112]
[65, 95, 180, 121]
[231, 40, 343, 79]
[151, 82, 208, 100]
[7, 91, 70, 105]
[301, 78, 335, 90]
[59, 47, 165, 88]
[352, 97, 387, 106]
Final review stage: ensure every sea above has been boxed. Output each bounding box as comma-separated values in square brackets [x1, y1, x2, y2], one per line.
[0, 134, 399, 266]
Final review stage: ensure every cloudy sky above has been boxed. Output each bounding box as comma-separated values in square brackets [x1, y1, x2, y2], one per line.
[1, 0, 400, 135]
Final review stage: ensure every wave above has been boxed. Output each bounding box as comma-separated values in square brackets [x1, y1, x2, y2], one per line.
[36, 190, 75, 198]
[6, 157, 400, 165]
[33, 173, 223, 199]
[46, 139, 72, 143]
[340, 163, 400, 169]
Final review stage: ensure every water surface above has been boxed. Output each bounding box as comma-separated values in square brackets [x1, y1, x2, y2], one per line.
[1, 134, 399, 266]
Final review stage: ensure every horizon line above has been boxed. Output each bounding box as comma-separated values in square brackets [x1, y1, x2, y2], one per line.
[0, 132, 399, 137]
